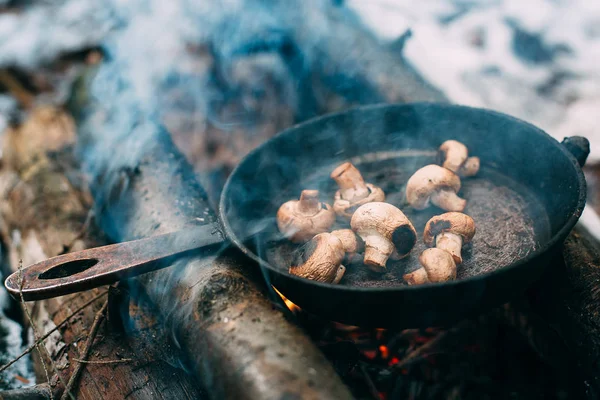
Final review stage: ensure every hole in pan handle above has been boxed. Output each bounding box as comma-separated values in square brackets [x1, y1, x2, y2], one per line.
[3, 222, 224, 301]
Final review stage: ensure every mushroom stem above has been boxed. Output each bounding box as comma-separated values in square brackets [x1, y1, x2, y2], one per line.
[331, 162, 370, 202]
[436, 232, 463, 264]
[363, 235, 395, 272]
[297, 190, 321, 214]
[333, 265, 346, 284]
[431, 189, 466, 212]
[403, 268, 430, 285]
[459, 156, 480, 177]
[403, 248, 456, 285]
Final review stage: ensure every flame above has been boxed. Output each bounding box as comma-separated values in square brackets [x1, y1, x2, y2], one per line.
[272, 286, 301, 313]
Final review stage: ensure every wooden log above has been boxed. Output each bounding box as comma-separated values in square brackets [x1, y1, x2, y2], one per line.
[0, 383, 57, 400]
[524, 225, 600, 397]
[0, 106, 204, 399]
[80, 121, 353, 399]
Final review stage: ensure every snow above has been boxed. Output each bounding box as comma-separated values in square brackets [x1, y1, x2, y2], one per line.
[349, 0, 600, 162]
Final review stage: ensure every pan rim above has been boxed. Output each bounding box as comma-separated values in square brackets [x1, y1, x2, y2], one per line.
[220, 102, 587, 293]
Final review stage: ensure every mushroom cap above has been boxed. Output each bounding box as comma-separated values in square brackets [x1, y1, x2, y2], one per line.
[350, 202, 417, 258]
[405, 165, 461, 210]
[459, 156, 480, 177]
[277, 191, 335, 242]
[438, 140, 468, 173]
[418, 248, 457, 283]
[289, 233, 345, 283]
[331, 229, 364, 254]
[423, 212, 476, 247]
[333, 183, 385, 219]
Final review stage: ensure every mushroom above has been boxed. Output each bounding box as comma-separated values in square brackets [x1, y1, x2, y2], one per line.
[405, 165, 466, 212]
[438, 140, 480, 177]
[331, 162, 385, 218]
[277, 190, 335, 243]
[423, 212, 476, 264]
[351, 202, 417, 273]
[403, 248, 456, 285]
[289, 233, 346, 284]
[332, 229, 364, 264]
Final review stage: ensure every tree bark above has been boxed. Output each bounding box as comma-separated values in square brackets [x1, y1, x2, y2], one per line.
[0, 106, 204, 399]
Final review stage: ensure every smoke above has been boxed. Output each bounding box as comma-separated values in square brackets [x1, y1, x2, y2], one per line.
[0, 0, 114, 69]
[76, 0, 444, 197]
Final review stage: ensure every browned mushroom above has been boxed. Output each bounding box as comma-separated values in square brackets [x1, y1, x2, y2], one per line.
[438, 140, 480, 177]
[332, 229, 364, 264]
[277, 190, 335, 242]
[331, 162, 385, 218]
[289, 233, 346, 283]
[403, 248, 457, 285]
[405, 165, 466, 212]
[351, 202, 417, 273]
[423, 212, 476, 264]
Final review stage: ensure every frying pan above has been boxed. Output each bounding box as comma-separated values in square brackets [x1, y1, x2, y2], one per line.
[5, 103, 588, 328]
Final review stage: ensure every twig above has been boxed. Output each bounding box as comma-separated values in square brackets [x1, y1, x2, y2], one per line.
[0, 290, 108, 374]
[393, 320, 473, 371]
[393, 330, 448, 371]
[17, 260, 56, 400]
[60, 300, 109, 400]
[63, 210, 95, 252]
[72, 358, 132, 364]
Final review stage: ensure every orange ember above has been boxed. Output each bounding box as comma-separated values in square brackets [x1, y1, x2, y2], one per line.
[379, 345, 389, 359]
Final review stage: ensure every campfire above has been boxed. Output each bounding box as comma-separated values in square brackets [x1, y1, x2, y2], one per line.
[0, 1, 599, 400]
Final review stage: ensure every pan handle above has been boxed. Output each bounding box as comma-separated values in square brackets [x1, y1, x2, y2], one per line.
[4, 222, 225, 301]
[561, 136, 590, 167]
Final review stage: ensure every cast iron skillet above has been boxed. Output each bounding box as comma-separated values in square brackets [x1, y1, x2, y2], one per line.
[5, 103, 588, 328]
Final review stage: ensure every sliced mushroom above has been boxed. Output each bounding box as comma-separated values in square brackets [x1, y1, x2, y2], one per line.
[403, 248, 456, 285]
[438, 140, 480, 177]
[405, 165, 466, 212]
[423, 212, 476, 264]
[331, 162, 385, 219]
[332, 229, 364, 264]
[277, 190, 335, 243]
[351, 202, 417, 273]
[289, 233, 346, 284]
